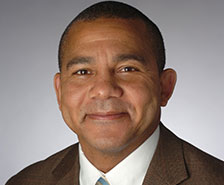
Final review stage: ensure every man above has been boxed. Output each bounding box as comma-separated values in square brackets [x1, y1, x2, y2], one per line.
[6, 1, 224, 185]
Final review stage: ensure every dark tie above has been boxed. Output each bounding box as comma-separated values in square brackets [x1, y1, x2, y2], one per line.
[95, 177, 110, 185]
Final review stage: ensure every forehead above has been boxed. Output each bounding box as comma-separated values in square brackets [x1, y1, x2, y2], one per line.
[61, 18, 153, 65]
[71, 18, 147, 38]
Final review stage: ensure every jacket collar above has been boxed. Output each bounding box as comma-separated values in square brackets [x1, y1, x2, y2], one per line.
[143, 123, 189, 185]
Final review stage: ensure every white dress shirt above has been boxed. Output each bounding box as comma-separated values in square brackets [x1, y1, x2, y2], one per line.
[79, 125, 160, 185]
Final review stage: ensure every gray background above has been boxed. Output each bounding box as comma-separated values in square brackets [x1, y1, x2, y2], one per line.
[1, 0, 224, 184]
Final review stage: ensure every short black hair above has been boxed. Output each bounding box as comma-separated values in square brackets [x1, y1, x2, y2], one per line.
[58, 1, 165, 73]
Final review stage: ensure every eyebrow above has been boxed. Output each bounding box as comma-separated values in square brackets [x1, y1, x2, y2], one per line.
[66, 54, 146, 70]
[113, 54, 146, 65]
[66, 57, 94, 70]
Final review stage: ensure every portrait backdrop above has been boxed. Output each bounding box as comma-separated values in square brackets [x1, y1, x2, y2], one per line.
[1, 0, 224, 184]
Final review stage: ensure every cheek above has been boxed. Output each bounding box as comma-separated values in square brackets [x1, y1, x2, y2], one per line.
[61, 81, 88, 126]
[123, 79, 161, 123]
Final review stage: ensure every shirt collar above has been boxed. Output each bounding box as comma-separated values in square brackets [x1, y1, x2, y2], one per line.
[79, 125, 160, 185]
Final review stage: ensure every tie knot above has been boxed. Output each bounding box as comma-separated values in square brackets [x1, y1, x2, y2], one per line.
[95, 176, 110, 185]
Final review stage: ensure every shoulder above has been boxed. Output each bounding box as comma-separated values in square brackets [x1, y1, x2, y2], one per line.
[158, 124, 224, 184]
[182, 140, 224, 182]
[6, 143, 79, 185]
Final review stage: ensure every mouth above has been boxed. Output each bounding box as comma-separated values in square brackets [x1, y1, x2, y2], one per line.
[86, 112, 128, 121]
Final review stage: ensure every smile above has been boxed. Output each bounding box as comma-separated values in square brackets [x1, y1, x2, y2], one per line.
[86, 112, 128, 120]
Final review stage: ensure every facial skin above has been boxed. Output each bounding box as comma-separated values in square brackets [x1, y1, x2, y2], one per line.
[54, 18, 176, 172]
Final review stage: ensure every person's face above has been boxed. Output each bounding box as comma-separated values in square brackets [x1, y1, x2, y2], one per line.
[55, 18, 176, 154]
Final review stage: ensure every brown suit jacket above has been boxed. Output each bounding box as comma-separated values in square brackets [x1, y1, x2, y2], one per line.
[6, 124, 224, 185]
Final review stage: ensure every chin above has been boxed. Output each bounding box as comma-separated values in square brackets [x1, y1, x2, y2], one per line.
[90, 136, 132, 154]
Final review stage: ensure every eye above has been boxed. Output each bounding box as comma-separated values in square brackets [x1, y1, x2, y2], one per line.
[120, 66, 139, 72]
[73, 69, 91, 75]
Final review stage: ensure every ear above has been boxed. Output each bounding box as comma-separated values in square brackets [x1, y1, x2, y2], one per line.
[160, 69, 177, 107]
[54, 73, 62, 110]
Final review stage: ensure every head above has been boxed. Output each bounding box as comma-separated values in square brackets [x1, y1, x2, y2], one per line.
[54, 1, 176, 156]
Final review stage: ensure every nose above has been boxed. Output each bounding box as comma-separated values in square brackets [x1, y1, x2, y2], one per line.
[89, 74, 123, 99]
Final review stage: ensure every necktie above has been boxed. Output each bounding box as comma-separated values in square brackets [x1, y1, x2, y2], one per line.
[95, 177, 110, 185]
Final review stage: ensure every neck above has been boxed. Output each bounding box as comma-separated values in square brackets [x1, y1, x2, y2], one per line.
[79, 127, 157, 173]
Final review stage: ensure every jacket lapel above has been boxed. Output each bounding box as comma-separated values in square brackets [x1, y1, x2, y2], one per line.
[143, 124, 189, 185]
[52, 144, 80, 185]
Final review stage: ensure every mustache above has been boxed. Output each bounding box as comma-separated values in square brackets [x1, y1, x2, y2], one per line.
[79, 99, 133, 120]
